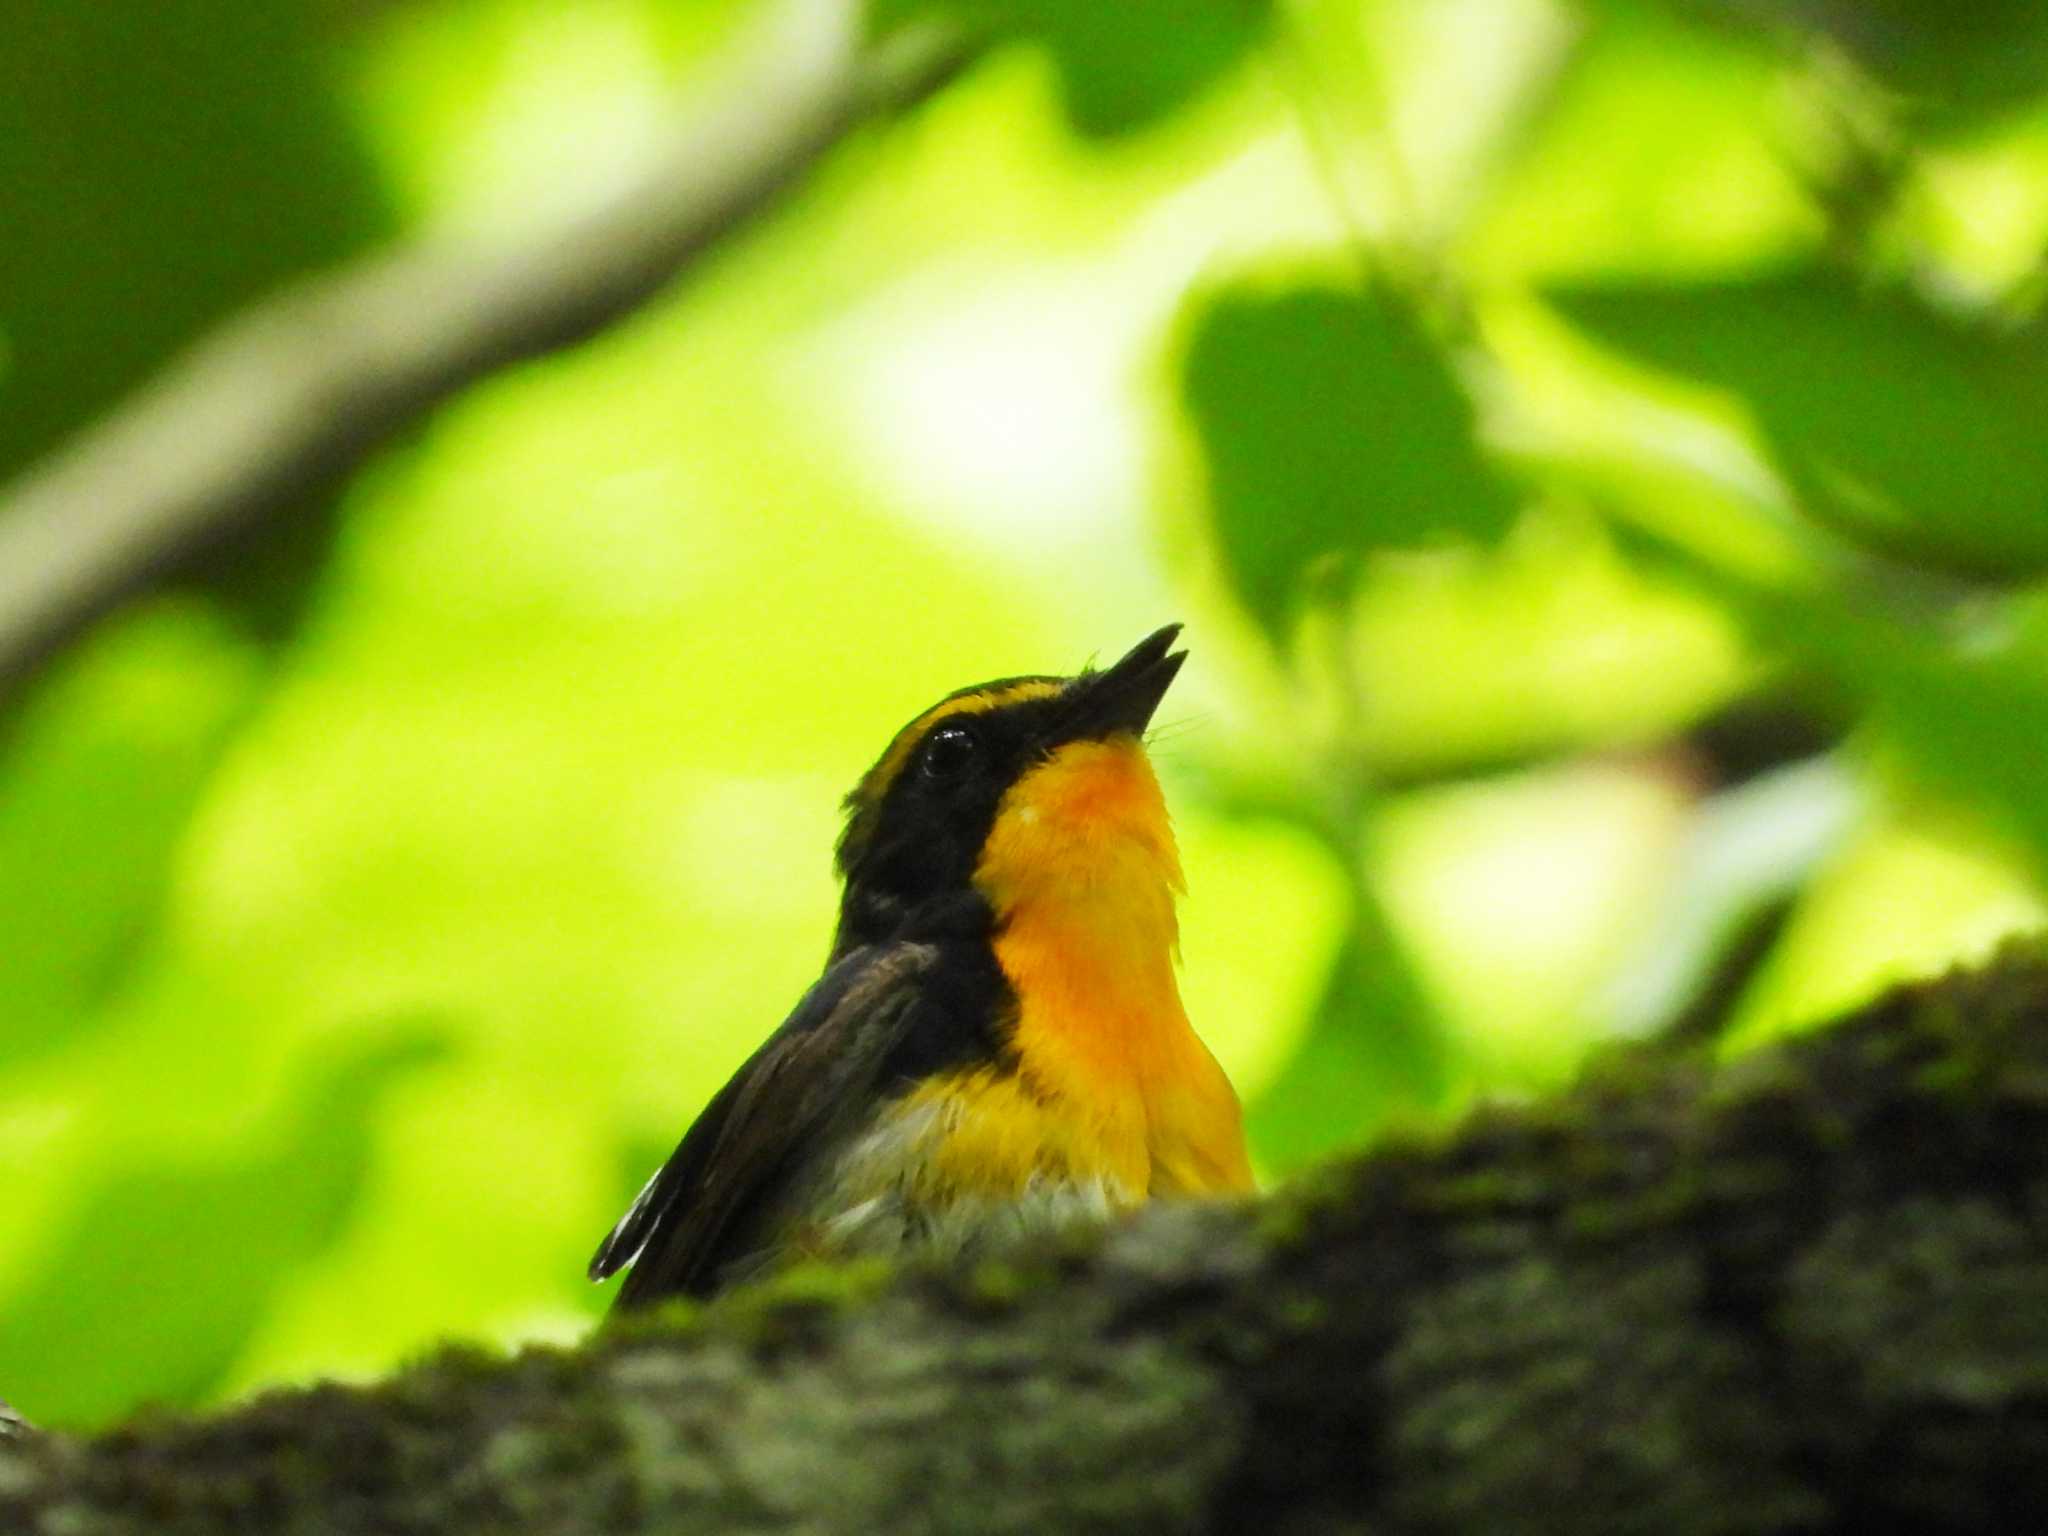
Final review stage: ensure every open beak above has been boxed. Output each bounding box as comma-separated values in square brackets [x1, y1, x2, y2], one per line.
[1061, 624, 1186, 741]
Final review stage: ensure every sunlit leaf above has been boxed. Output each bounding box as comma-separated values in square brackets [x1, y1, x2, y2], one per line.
[1553, 268, 2048, 582]
[1181, 282, 1518, 646]
[1470, 4, 1816, 278]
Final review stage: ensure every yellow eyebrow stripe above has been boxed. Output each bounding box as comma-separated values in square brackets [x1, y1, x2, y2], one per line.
[860, 679, 1062, 807]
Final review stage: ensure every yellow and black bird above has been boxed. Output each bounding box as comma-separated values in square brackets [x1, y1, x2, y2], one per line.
[590, 625, 1252, 1308]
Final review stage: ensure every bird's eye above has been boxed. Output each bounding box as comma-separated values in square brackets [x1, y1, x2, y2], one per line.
[921, 726, 978, 779]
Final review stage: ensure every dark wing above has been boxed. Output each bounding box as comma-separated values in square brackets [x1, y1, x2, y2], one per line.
[590, 941, 934, 1308]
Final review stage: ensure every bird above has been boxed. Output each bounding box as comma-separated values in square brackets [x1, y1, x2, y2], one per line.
[590, 624, 1252, 1308]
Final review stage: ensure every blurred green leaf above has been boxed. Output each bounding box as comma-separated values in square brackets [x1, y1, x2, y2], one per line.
[1181, 283, 1518, 646]
[0, 1029, 448, 1429]
[0, 606, 261, 1072]
[1787, 606, 2048, 869]
[1471, 4, 1818, 279]
[0, 0, 385, 476]
[0, 1, 386, 650]
[1658, 0, 2048, 130]
[1248, 920, 1456, 1172]
[1553, 268, 2048, 582]
[1618, 522, 2048, 870]
[879, 0, 1272, 137]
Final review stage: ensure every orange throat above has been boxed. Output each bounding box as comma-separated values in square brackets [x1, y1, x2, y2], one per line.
[960, 737, 1253, 1201]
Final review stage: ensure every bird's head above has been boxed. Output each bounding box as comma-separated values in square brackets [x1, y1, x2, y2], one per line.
[832, 625, 1188, 954]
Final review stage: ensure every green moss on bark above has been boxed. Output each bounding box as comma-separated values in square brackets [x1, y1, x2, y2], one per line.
[5, 940, 2048, 1533]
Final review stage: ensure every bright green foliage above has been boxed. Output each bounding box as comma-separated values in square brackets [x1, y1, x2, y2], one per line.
[0, 1034, 447, 1427]
[0, 608, 261, 1074]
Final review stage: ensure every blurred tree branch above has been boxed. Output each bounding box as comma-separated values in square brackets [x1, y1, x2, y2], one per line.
[0, 0, 969, 696]
[6, 942, 2048, 1529]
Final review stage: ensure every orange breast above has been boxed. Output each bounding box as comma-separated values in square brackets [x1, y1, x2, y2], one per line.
[935, 733, 1254, 1204]
[986, 900, 1253, 1201]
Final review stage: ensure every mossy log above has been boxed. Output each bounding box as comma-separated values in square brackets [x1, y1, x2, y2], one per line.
[7, 944, 2048, 1534]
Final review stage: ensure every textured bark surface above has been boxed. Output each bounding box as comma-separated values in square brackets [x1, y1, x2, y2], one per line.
[6, 943, 2048, 1534]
